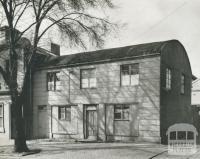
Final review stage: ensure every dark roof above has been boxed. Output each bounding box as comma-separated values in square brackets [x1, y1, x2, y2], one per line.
[37, 40, 177, 69]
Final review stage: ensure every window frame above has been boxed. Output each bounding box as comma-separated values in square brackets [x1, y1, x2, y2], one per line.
[58, 106, 71, 121]
[0, 103, 4, 133]
[114, 104, 130, 121]
[47, 71, 61, 91]
[120, 63, 139, 86]
[165, 68, 172, 90]
[80, 68, 96, 89]
[181, 74, 185, 94]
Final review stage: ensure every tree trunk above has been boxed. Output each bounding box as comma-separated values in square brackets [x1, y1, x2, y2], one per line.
[9, 47, 29, 152]
[13, 65, 32, 152]
[12, 90, 29, 152]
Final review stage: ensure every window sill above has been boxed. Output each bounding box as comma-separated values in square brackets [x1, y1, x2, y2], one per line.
[114, 119, 130, 121]
[120, 85, 139, 87]
[52, 132, 77, 135]
[58, 119, 71, 122]
[81, 87, 97, 90]
[47, 90, 62, 92]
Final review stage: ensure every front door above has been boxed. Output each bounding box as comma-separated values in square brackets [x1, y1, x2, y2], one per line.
[38, 105, 48, 138]
[86, 106, 97, 139]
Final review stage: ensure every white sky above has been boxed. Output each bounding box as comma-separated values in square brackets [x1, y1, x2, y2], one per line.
[95, 0, 200, 78]
[2, 0, 199, 77]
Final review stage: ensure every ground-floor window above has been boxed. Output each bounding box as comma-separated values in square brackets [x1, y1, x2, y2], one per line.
[0, 104, 4, 132]
[58, 106, 71, 121]
[52, 105, 77, 134]
[114, 104, 130, 120]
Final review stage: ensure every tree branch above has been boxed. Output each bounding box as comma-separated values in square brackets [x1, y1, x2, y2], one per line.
[14, 0, 30, 28]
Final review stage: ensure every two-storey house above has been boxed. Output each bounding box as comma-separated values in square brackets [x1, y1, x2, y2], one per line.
[31, 40, 194, 144]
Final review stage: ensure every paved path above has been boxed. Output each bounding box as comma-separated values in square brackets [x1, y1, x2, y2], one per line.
[1, 141, 200, 159]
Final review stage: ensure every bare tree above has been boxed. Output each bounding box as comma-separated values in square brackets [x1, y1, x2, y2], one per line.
[0, 0, 114, 152]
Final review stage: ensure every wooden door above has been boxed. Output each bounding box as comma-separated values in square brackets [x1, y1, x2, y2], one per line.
[86, 109, 97, 138]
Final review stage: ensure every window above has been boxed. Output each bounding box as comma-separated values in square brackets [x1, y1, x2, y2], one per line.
[187, 131, 194, 140]
[121, 64, 139, 86]
[166, 68, 172, 90]
[170, 131, 176, 140]
[47, 72, 61, 91]
[51, 43, 60, 56]
[181, 74, 185, 94]
[0, 104, 4, 131]
[178, 131, 186, 140]
[58, 106, 71, 121]
[38, 105, 47, 111]
[81, 68, 96, 88]
[114, 104, 130, 120]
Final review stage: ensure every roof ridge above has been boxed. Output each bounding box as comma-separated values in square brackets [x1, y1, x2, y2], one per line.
[36, 39, 178, 69]
[59, 39, 176, 58]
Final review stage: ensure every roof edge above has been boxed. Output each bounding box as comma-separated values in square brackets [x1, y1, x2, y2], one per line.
[35, 53, 161, 71]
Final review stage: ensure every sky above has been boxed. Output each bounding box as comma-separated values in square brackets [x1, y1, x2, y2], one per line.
[92, 0, 200, 78]
[2, 0, 199, 77]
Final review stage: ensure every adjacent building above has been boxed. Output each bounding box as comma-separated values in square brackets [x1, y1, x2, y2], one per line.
[191, 79, 200, 143]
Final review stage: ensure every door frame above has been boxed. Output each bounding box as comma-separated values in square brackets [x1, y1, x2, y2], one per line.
[83, 104, 98, 139]
[37, 105, 48, 138]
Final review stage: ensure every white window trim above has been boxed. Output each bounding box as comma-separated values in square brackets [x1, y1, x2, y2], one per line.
[114, 104, 130, 121]
[81, 68, 97, 89]
[58, 106, 71, 121]
[0, 103, 5, 133]
[47, 71, 61, 91]
[121, 64, 139, 86]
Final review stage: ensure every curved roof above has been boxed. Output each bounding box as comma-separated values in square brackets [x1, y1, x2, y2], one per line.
[38, 40, 179, 69]
[37, 39, 192, 70]
[166, 123, 198, 135]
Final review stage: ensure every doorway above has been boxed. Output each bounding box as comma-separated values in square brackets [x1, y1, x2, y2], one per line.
[85, 105, 97, 139]
[37, 105, 48, 138]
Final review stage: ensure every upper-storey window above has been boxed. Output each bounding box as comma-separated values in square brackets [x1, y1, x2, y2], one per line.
[166, 68, 172, 90]
[47, 72, 61, 91]
[81, 68, 96, 88]
[121, 63, 139, 86]
[0, 104, 4, 132]
[181, 74, 185, 94]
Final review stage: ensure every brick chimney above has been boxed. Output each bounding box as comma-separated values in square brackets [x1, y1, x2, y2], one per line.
[0, 26, 20, 44]
[50, 42, 60, 56]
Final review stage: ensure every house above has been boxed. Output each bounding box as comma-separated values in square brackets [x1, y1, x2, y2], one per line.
[192, 79, 200, 107]
[31, 39, 194, 144]
[0, 26, 54, 143]
[191, 79, 200, 143]
[0, 27, 195, 144]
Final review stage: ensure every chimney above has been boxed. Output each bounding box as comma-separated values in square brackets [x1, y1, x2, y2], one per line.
[0, 26, 9, 43]
[51, 42, 60, 56]
[0, 26, 21, 44]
